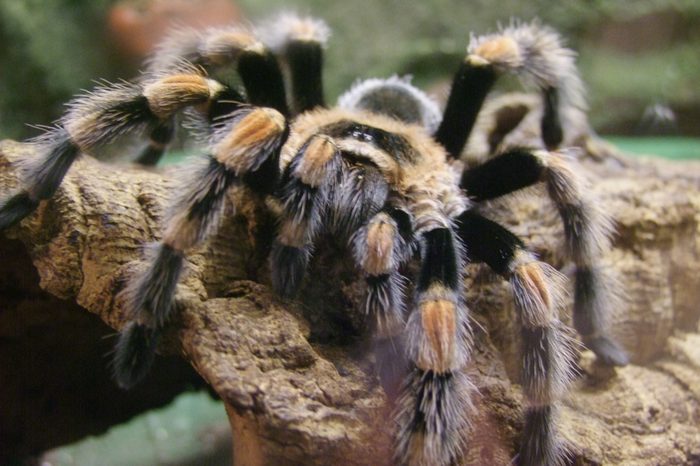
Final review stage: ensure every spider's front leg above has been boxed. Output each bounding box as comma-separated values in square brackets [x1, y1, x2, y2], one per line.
[113, 105, 288, 388]
[259, 13, 330, 114]
[0, 68, 242, 231]
[395, 223, 474, 466]
[387, 174, 474, 465]
[351, 205, 416, 398]
[456, 209, 576, 465]
[269, 134, 341, 297]
[270, 132, 414, 394]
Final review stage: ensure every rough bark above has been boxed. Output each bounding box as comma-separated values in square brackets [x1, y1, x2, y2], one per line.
[0, 236, 208, 462]
[1, 109, 699, 465]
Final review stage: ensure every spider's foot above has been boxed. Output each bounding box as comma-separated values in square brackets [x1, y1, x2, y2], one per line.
[112, 322, 161, 390]
[519, 406, 561, 466]
[0, 191, 39, 230]
[395, 368, 473, 466]
[270, 241, 308, 299]
[586, 335, 629, 367]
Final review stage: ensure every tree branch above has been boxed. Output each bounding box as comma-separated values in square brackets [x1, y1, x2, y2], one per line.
[1, 100, 700, 464]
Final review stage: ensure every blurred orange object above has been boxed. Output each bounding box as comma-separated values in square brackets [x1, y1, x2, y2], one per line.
[108, 0, 242, 62]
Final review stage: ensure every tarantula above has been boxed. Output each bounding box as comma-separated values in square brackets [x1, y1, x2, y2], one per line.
[0, 13, 628, 466]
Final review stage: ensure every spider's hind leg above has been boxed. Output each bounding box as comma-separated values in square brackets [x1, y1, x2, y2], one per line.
[461, 148, 627, 366]
[435, 22, 586, 160]
[457, 210, 576, 466]
[259, 13, 331, 113]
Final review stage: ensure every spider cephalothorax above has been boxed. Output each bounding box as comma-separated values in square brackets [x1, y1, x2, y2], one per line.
[0, 14, 627, 466]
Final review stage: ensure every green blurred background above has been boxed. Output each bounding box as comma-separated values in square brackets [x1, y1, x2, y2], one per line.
[2, 0, 699, 465]
[1, 0, 699, 152]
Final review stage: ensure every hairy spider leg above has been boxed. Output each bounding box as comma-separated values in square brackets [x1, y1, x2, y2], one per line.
[353, 208, 414, 337]
[395, 225, 474, 466]
[270, 134, 341, 297]
[541, 86, 564, 150]
[135, 118, 176, 165]
[259, 14, 330, 114]
[435, 22, 587, 159]
[113, 106, 289, 389]
[460, 148, 627, 366]
[136, 83, 249, 165]
[433, 52, 498, 160]
[456, 210, 577, 466]
[271, 129, 430, 346]
[135, 27, 290, 165]
[271, 144, 393, 296]
[0, 71, 236, 230]
[134, 13, 330, 166]
[136, 85, 247, 165]
[352, 206, 415, 398]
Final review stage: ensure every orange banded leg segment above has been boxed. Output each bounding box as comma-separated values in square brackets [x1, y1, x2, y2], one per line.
[353, 207, 415, 400]
[353, 208, 413, 338]
[270, 135, 340, 298]
[395, 227, 473, 466]
[513, 255, 576, 466]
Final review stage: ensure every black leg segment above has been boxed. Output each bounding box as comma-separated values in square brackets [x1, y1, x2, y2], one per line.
[287, 40, 326, 112]
[135, 118, 175, 166]
[541, 87, 564, 150]
[238, 51, 289, 116]
[456, 210, 525, 276]
[0, 191, 39, 230]
[417, 228, 459, 292]
[434, 60, 497, 159]
[460, 148, 544, 201]
[112, 322, 162, 390]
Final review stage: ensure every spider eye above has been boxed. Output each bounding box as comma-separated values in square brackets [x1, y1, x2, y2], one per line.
[351, 129, 374, 142]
